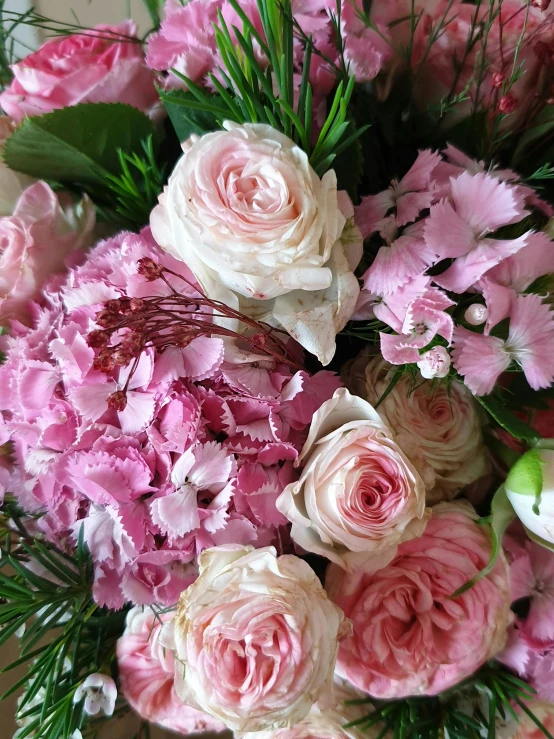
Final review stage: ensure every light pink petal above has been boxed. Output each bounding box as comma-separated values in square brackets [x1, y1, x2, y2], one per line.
[123, 352, 154, 391]
[498, 628, 531, 676]
[400, 149, 443, 193]
[481, 280, 514, 334]
[363, 235, 435, 296]
[424, 199, 476, 259]
[210, 516, 258, 546]
[119, 391, 156, 435]
[18, 363, 60, 410]
[170, 447, 196, 487]
[373, 274, 431, 331]
[150, 488, 200, 538]
[189, 441, 235, 490]
[151, 346, 185, 385]
[69, 382, 116, 422]
[484, 231, 554, 292]
[396, 191, 437, 227]
[450, 171, 528, 233]
[354, 190, 394, 239]
[509, 293, 554, 391]
[222, 364, 279, 398]
[181, 336, 224, 381]
[452, 326, 510, 395]
[379, 332, 421, 365]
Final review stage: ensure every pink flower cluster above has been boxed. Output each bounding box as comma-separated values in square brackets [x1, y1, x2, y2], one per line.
[499, 528, 554, 702]
[145, 0, 391, 99]
[0, 228, 340, 609]
[355, 145, 554, 395]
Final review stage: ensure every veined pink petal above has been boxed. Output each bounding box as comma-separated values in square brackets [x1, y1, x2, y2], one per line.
[354, 190, 394, 238]
[181, 336, 224, 381]
[399, 149, 443, 193]
[379, 332, 421, 365]
[424, 199, 476, 259]
[450, 171, 527, 234]
[452, 326, 510, 395]
[508, 294, 554, 391]
[480, 279, 514, 335]
[363, 235, 435, 296]
[150, 487, 201, 538]
[483, 231, 554, 292]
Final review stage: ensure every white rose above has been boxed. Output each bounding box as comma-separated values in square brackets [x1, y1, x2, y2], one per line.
[0, 116, 34, 216]
[276, 388, 429, 570]
[159, 544, 349, 732]
[150, 122, 362, 365]
[344, 354, 490, 504]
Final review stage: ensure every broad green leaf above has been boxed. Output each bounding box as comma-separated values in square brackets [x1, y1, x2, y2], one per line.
[161, 89, 224, 141]
[4, 103, 155, 186]
[451, 485, 515, 598]
[477, 395, 541, 445]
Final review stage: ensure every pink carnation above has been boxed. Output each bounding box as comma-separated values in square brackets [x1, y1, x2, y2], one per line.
[117, 606, 226, 734]
[0, 22, 158, 121]
[326, 502, 511, 698]
[0, 228, 340, 608]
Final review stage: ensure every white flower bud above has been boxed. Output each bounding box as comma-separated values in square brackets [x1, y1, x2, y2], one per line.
[417, 346, 451, 379]
[464, 304, 488, 326]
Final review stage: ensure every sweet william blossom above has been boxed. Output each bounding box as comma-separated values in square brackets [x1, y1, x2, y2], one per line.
[151, 122, 362, 365]
[327, 502, 511, 698]
[276, 388, 429, 569]
[160, 544, 349, 732]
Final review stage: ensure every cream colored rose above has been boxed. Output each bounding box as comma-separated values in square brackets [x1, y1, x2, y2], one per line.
[159, 544, 349, 733]
[150, 122, 362, 365]
[0, 116, 34, 217]
[343, 353, 490, 504]
[276, 388, 429, 570]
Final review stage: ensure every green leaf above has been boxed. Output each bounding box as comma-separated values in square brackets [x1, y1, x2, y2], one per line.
[512, 105, 554, 167]
[451, 485, 515, 598]
[141, 0, 164, 28]
[162, 89, 222, 142]
[477, 394, 542, 445]
[4, 103, 155, 186]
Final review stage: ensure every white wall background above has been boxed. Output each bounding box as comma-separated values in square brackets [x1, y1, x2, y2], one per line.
[35, 0, 151, 34]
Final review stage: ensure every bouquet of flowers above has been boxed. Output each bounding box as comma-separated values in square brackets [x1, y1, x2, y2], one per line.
[2, 0, 554, 737]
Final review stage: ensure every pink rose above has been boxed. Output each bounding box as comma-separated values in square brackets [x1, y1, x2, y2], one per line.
[160, 544, 349, 732]
[276, 388, 429, 570]
[326, 502, 511, 698]
[117, 605, 226, 735]
[0, 21, 158, 121]
[343, 355, 490, 504]
[0, 182, 94, 325]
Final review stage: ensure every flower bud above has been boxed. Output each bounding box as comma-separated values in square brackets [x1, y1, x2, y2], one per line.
[505, 447, 554, 547]
[464, 303, 488, 326]
[498, 94, 518, 114]
[416, 346, 451, 379]
[492, 72, 505, 88]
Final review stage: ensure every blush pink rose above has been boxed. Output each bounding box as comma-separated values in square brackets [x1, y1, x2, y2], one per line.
[326, 502, 511, 698]
[160, 544, 349, 732]
[117, 606, 226, 735]
[276, 388, 429, 570]
[0, 182, 94, 325]
[0, 21, 158, 121]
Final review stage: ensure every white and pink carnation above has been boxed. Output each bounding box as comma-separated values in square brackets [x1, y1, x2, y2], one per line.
[0, 228, 340, 609]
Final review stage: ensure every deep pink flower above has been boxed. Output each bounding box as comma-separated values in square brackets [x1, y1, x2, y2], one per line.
[327, 502, 511, 698]
[117, 606, 226, 734]
[0, 21, 158, 121]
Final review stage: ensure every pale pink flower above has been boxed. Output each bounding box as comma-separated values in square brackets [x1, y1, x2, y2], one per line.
[0, 22, 158, 121]
[343, 355, 489, 504]
[379, 283, 454, 365]
[424, 171, 530, 293]
[73, 674, 117, 717]
[482, 231, 554, 293]
[117, 606, 226, 734]
[339, 0, 392, 83]
[276, 388, 429, 569]
[417, 345, 451, 379]
[161, 545, 349, 732]
[0, 182, 94, 326]
[453, 293, 554, 394]
[355, 149, 442, 238]
[327, 502, 511, 698]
